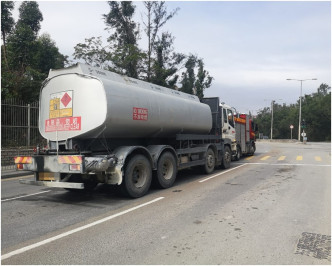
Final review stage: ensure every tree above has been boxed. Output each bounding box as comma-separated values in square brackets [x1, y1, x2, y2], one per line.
[17, 1, 43, 35]
[34, 33, 67, 73]
[142, 1, 179, 81]
[103, 1, 143, 78]
[180, 55, 196, 94]
[7, 1, 43, 73]
[179, 55, 213, 100]
[316, 83, 330, 97]
[74, 36, 110, 68]
[301, 84, 331, 141]
[255, 84, 331, 141]
[150, 32, 185, 88]
[1, 1, 66, 102]
[7, 23, 36, 73]
[1, 1, 15, 69]
[73, 1, 213, 96]
[194, 58, 213, 100]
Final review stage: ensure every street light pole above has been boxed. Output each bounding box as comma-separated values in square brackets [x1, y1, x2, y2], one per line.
[264, 99, 282, 140]
[286, 78, 317, 141]
[271, 100, 274, 140]
[299, 80, 303, 141]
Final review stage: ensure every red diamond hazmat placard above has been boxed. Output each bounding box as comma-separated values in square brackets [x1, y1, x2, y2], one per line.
[46, 90, 81, 132]
[61, 92, 72, 107]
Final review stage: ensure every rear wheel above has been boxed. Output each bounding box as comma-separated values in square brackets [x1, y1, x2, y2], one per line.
[235, 145, 242, 161]
[155, 152, 177, 189]
[122, 154, 152, 198]
[221, 146, 231, 169]
[203, 148, 215, 174]
[249, 143, 256, 155]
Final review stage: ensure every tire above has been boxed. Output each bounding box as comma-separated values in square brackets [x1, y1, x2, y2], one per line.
[250, 143, 256, 155]
[221, 146, 231, 169]
[235, 146, 242, 161]
[155, 152, 177, 189]
[121, 154, 152, 198]
[203, 148, 215, 174]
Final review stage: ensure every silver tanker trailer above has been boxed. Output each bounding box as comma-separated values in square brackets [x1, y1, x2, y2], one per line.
[16, 63, 232, 198]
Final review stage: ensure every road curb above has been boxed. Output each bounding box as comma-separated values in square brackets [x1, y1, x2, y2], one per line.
[1, 171, 33, 179]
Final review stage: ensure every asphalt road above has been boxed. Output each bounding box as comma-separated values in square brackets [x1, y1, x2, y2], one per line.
[1, 141, 331, 265]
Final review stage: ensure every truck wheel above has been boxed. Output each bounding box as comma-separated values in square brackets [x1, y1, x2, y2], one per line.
[122, 154, 152, 198]
[221, 146, 231, 169]
[235, 146, 242, 161]
[155, 152, 177, 189]
[250, 143, 256, 155]
[203, 148, 215, 174]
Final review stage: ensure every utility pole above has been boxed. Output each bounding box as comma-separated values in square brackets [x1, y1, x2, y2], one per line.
[286, 78, 317, 141]
[264, 99, 282, 140]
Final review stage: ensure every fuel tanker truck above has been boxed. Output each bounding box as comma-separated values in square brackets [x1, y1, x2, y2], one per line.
[16, 63, 232, 198]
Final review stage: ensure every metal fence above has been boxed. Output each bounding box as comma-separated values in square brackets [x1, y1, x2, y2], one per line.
[1, 98, 45, 147]
[1, 99, 46, 168]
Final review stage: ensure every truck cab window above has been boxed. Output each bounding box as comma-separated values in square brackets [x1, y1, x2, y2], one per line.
[223, 108, 227, 124]
[227, 109, 234, 127]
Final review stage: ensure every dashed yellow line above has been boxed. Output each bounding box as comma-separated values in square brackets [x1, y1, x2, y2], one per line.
[260, 156, 271, 161]
[296, 156, 303, 161]
[315, 156, 322, 161]
[243, 155, 327, 163]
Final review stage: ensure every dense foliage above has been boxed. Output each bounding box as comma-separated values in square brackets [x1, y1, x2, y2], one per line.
[74, 1, 213, 99]
[1, 1, 212, 101]
[1, 1, 66, 102]
[255, 84, 331, 141]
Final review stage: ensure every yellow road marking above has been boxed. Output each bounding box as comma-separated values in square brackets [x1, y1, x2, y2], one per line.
[261, 156, 270, 161]
[315, 156, 322, 161]
[296, 156, 303, 161]
[245, 156, 254, 161]
[278, 156, 286, 161]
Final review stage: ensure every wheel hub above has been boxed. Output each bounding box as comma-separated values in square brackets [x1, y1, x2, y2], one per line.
[132, 165, 147, 188]
[162, 160, 173, 180]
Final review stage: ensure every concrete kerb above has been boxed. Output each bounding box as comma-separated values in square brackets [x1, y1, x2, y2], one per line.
[1, 169, 33, 179]
[256, 139, 300, 143]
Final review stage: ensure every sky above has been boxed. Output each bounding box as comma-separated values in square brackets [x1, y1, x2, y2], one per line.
[12, 1, 331, 114]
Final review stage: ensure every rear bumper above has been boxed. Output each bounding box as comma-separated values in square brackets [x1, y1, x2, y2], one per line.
[15, 154, 117, 173]
[15, 154, 120, 189]
[15, 155, 84, 173]
[19, 179, 84, 189]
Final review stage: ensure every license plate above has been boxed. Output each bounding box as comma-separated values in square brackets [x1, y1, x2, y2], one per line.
[39, 172, 55, 181]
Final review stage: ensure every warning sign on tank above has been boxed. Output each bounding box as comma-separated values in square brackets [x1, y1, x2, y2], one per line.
[45, 117, 81, 132]
[49, 91, 73, 118]
[133, 107, 148, 121]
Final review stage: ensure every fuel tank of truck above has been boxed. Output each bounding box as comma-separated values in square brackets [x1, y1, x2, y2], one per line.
[39, 63, 212, 141]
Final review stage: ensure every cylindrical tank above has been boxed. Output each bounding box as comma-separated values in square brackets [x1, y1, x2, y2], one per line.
[39, 63, 212, 141]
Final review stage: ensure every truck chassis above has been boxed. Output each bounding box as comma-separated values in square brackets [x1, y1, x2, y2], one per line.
[18, 133, 230, 198]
